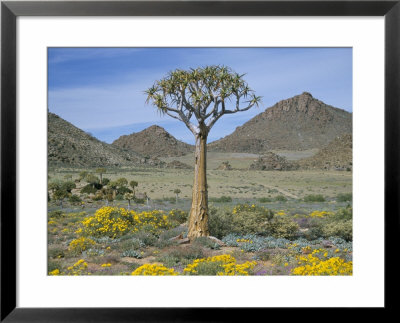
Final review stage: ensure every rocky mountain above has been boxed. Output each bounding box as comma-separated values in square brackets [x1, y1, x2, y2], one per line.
[208, 92, 352, 153]
[298, 134, 352, 170]
[112, 125, 194, 158]
[48, 112, 163, 167]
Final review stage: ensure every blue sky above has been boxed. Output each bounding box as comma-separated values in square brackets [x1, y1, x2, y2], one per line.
[48, 47, 352, 144]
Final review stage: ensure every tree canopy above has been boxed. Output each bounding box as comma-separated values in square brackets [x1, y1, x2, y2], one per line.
[145, 65, 261, 136]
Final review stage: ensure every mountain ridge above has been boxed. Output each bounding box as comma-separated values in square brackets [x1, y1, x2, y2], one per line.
[48, 112, 163, 167]
[208, 92, 352, 153]
[112, 124, 194, 158]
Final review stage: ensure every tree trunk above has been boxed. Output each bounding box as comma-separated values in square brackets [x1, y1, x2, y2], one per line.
[187, 133, 209, 240]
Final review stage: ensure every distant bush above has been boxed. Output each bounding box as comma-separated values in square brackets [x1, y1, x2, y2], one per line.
[80, 184, 98, 195]
[115, 194, 124, 201]
[117, 186, 132, 195]
[163, 197, 176, 203]
[274, 195, 287, 202]
[69, 194, 81, 203]
[336, 193, 352, 202]
[61, 181, 76, 193]
[92, 194, 103, 201]
[258, 197, 272, 203]
[49, 210, 63, 218]
[209, 196, 232, 203]
[304, 194, 325, 202]
[133, 197, 145, 204]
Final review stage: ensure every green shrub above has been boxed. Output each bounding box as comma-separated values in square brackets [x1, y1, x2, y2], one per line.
[163, 197, 176, 203]
[115, 194, 124, 201]
[336, 193, 352, 202]
[274, 195, 287, 202]
[304, 194, 325, 202]
[134, 197, 145, 204]
[208, 207, 234, 239]
[190, 261, 225, 275]
[117, 186, 132, 195]
[258, 197, 272, 203]
[49, 210, 63, 218]
[231, 204, 275, 235]
[168, 209, 188, 224]
[304, 221, 324, 240]
[322, 220, 352, 241]
[158, 226, 187, 241]
[48, 260, 61, 273]
[92, 194, 103, 201]
[118, 238, 145, 252]
[48, 247, 65, 259]
[231, 210, 270, 235]
[61, 181, 76, 193]
[69, 194, 81, 203]
[332, 206, 352, 221]
[209, 196, 232, 203]
[80, 184, 97, 194]
[121, 250, 143, 258]
[159, 245, 205, 262]
[131, 231, 158, 246]
[266, 217, 299, 239]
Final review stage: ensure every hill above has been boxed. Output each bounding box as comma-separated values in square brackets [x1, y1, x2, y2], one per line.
[249, 152, 299, 171]
[48, 112, 162, 167]
[298, 133, 352, 170]
[112, 125, 194, 158]
[208, 92, 352, 153]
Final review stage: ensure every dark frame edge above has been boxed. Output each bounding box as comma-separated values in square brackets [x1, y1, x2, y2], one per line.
[1, 2, 17, 322]
[2, 1, 399, 16]
[384, 0, 400, 312]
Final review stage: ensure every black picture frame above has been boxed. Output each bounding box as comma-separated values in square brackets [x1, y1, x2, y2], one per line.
[1, 0, 399, 321]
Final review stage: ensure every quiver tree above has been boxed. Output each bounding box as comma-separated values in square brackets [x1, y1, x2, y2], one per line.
[95, 168, 106, 185]
[124, 192, 135, 210]
[146, 65, 261, 240]
[174, 188, 181, 204]
[130, 180, 138, 197]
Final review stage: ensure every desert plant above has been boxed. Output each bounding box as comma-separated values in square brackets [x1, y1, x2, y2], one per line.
[69, 194, 81, 203]
[274, 195, 287, 202]
[336, 193, 352, 202]
[304, 194, 325, 202]
[173, 188, 181, 204]
[95, 168, 106, 185]
[258, 197, 272, 203]
[209, 196, 232, 203]
[124, 192, 135, 210]
[168, 209, 188, 224]
[322, 220, 352, 241]
[145, 65, 261, 240]
[80, 184, 98, 195]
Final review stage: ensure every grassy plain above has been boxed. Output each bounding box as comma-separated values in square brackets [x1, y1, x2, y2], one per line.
[48, 152, 353, 276]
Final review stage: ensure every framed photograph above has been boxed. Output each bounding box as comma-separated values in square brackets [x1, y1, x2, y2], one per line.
[1, 0, 398, 321]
